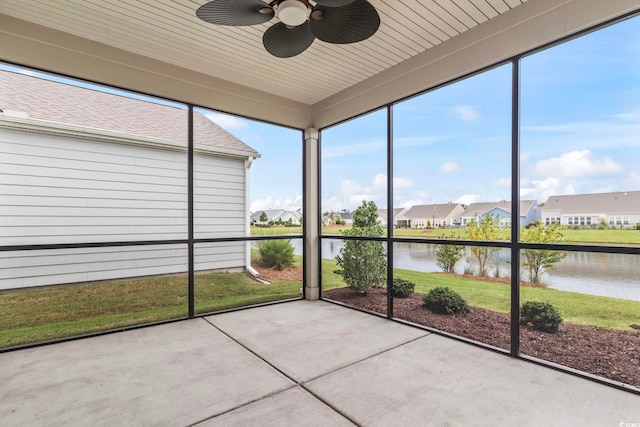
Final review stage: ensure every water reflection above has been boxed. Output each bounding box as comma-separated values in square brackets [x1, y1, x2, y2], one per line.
[313, 240, 640, 301]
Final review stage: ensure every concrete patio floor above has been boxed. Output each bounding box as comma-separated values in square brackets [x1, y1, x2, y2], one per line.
[1, 300, 638, 426]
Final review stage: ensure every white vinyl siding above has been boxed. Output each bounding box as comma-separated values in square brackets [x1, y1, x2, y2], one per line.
[0, 245, 188, 289]
[0, 130, 188, 245]
[194, 154, 246, 238]
[0, 128, 249, 290]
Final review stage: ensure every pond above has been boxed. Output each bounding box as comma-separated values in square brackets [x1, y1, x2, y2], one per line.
[311, 240, 640, 302]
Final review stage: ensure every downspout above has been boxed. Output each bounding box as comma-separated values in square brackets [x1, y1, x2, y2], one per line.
[245, 156, 259, 277]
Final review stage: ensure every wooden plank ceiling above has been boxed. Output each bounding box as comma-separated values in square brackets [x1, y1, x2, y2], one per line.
[0, 0, 527, 106]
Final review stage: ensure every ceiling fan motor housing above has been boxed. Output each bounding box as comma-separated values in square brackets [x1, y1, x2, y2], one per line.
[277, 0, 309, 27]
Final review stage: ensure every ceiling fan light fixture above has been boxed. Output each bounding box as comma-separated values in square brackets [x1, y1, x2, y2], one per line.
[278, 0, 308, 27]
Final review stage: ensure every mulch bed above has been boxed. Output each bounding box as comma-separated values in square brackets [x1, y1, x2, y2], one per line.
[324, 287, 640, 389]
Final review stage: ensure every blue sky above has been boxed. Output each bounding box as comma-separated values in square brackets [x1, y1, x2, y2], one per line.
[3, 15, 638, 213]
[212, 14, 639, 213]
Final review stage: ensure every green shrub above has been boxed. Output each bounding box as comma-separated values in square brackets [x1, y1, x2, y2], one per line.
[636, 223, 640, 230]
[520, 301, 563, 333]
[392, 278, 415, 298]
[259, 240, 294, 270]
[423, 287, 470, 314]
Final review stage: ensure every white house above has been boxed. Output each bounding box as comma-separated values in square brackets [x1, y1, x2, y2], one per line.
[377, 208, 407, 228]
[251, 209, 301, 225]
[542, 191, 640, 227]
[0, 70, 260, 289]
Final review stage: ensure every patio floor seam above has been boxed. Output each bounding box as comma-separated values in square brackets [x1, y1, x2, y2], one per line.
[198, 315, 432, 426]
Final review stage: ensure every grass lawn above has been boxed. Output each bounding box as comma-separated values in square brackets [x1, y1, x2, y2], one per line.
[268, 224, 639, 245]
[251, 226, 302, 236]
[0, 272, 300, 349]
[321, 258, 640, 331]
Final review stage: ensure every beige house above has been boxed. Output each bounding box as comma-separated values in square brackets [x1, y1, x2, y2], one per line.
[542, 191, 640, 227]
[396, 203, 465, 228]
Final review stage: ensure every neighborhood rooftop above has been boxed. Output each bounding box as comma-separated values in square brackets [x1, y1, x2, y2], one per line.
[544, 191, 640, 214]
[0, 70, 259, 156]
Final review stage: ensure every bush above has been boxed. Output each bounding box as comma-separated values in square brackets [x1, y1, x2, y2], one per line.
[636, 223, 640, 230]
[259, 240, 294, 270]
[392, 278, 415, 298]
[520, 301, 563, 333]
[423, 287, 470, 314]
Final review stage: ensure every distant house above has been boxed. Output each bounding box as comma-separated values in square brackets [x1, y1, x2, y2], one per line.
[338, 210, 354, 224]
[377, 208, 407, 228]
[0, 70, 260, 289]
[542, 191, 640, 227]
[251, 209, 301, 225]
[460, 200, 540, 227]
[397, 203, 465, 228]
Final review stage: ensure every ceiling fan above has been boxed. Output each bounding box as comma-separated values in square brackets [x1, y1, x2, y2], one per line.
[196, 0, 381, 58]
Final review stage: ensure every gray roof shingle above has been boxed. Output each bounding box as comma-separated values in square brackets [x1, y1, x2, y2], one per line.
[462, 200, 536, 217]
[402, 203, 462, 219]
[0, 70, 259, 156]
[543, 191, 640, 214]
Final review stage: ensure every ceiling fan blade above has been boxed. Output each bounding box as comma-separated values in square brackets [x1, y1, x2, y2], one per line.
[309, 0, 380, 44]
[263, 22, 315, 58]
[196, 0, 274, 26]
[313, 0, 356, 6]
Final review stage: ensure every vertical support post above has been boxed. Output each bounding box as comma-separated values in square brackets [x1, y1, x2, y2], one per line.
[386, 105, 394, 319]
[510, 59, 521, 356]
[304, 127, 320, 300]
[188, 105, 195, 318]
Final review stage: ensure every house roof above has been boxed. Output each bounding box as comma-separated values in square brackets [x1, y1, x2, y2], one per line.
[543, 191, 640, 215]
[462, 200, 537, 217]
[338, 212, 354, 220]
[378, 208, 405, 219]
[0, 70, 259, 157]
[251, 209, 285, 221]
[402, 203, 462, 219]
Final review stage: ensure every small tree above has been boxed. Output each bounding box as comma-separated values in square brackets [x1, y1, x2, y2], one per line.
[465, 214, 500, 276]
[259, 211, 268, 223]
[334, 200, 387, 295]
[521, 222, 566, 283]
[434, 238, 464, 273]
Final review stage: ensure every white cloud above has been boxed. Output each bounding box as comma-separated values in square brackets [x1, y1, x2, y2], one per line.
[205, 112, 248, 130]
[612, 107, 640, 121]
[455, 194, 482, 205]
[393, 177, 414, 188]
[321, 173, 415, 210]
[520, 177, 575, 202]
[372, 173, 387, 190]
[623, 172, 640, 189]
[522, 120, 640, 151]
[534, 150, 623, 178]
[440, 161, 462, 173]
[251, 194, 302, 212]
[492, 177, 511, 188]
[452, 105, 478, 122]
